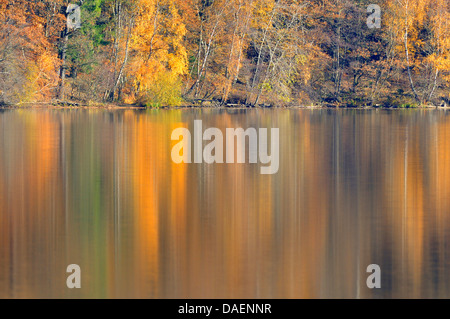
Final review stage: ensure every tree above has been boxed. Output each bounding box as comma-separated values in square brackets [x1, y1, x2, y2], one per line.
[123, 0, 187, 106]
[0, 0, 63, 105]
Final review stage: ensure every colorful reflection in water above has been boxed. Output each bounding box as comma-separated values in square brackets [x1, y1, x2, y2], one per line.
[1, 108, 450, 298]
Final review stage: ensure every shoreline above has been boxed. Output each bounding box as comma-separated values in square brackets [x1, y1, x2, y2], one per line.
[0, 103, 449, 110]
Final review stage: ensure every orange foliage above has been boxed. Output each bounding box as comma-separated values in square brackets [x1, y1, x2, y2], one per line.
[0, 0, 63, 104]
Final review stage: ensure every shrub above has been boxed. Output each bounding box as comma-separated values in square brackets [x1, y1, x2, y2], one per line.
[137, 72, 184, 108]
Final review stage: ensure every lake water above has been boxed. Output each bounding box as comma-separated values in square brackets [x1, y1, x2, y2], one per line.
[1, 108, 450, 298]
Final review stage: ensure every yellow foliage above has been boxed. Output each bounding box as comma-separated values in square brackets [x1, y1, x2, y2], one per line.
[124, 0, 188, 105]
[136, 71, 184, 107]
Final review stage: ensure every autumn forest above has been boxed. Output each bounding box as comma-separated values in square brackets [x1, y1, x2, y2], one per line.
[0, 0, 449, 107]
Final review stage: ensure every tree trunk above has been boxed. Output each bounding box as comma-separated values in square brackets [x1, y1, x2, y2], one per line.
[110, 19, 132, 101]
[404, 3, 420, 103]
[58, 29, 68, 101]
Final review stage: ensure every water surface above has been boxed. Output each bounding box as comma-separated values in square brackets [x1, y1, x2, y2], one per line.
[1, 108, 450, 298]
